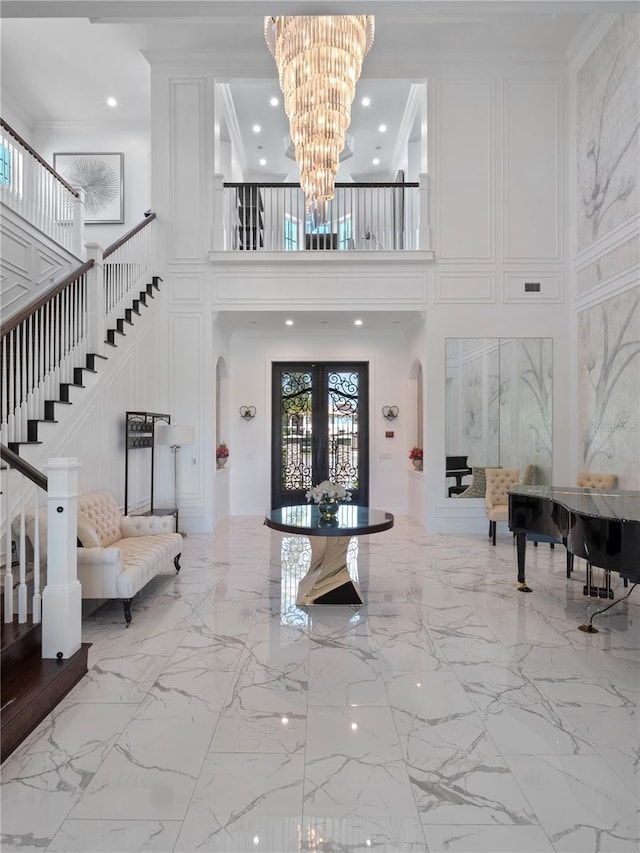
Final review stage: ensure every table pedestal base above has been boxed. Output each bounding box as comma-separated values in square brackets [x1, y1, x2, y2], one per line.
[296, 536, 363, 606]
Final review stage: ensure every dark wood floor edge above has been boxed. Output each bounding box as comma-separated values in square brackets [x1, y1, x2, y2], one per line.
[0, 643, 91, 765]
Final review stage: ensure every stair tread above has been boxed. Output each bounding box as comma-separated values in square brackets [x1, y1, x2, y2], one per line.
[46, 399, 73, 405]
[1, 642, 90, 762]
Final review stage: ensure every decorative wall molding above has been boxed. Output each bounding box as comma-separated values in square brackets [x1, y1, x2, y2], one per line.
[170, 273, 204, 304]
[216, 83, 247, 177]
[502, 78, 562, 262]
[0, 205, 78, 320]
[434, 78, 494, 263]
[434, 273, 494, 304]
[169, 77, 205, 263]
[574, 263, 640, 313]
[212, 269, 427, 308]
[575, 214, 639, 270]
[503, 272, 563, 303]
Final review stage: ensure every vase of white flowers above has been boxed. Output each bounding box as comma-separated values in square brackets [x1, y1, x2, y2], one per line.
[305, 480, 352, 522]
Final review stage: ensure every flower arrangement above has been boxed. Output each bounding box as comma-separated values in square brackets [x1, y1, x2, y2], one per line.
[216, 442, 229, 459]
[305, 480, 352, 504]
[409, 447, 423, 461]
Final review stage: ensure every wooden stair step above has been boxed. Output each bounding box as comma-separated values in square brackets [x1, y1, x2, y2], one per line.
[1, 635, 91, 763]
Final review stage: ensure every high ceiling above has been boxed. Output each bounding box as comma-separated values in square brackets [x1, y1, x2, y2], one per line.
[3, 1, 634, 180]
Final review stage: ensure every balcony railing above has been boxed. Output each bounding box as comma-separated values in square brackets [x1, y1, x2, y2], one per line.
[0, 118, 84, 257]
[216, 180, 428, 253]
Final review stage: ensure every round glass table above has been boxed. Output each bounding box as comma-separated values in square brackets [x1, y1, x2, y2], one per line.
[264, 505, 394, 605]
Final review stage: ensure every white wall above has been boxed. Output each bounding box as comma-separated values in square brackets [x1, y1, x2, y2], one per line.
[227, 329, 412, 516]
[32, 123, 151, 250]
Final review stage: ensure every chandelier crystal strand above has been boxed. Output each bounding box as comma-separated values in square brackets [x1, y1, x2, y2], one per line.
[265, 15, 374, 212]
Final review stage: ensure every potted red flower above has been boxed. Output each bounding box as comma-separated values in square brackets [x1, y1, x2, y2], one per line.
[409, 447, 423, 470]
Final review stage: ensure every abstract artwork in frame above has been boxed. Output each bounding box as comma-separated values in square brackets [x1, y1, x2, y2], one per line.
[53, 152, 124, 224]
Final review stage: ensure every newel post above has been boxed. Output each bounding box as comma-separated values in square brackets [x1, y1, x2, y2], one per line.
[418, 173, 432, 251]
[42, 458, 82, 660]
[71, 187, 86, 259]
[85, 242, 106, 358]
[212, 173, 225, 250]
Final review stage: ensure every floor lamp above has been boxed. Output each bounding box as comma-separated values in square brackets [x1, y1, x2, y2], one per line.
[156, 424, 195, 521]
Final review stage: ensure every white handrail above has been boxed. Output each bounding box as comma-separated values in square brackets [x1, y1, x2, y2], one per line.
[0, 120, 83, 255]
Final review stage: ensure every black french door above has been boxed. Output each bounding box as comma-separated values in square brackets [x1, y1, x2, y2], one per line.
[271, 362, 369, 508]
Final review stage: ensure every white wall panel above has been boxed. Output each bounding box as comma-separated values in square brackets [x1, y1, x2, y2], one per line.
[169, 314, 204, 504]
[503, 273, 562, 303]
[169, 79, 204, 262]
[0, 208, 77, 320]
[170, 273, 204, 303]
[435, 273, 494, 303]
[504, 79, 561, 261]
[212, 270, 427, 306]
[435, 79, 494, 262]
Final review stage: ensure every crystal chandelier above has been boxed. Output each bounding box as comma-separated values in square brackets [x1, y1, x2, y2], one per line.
[265, 15, 375, 213]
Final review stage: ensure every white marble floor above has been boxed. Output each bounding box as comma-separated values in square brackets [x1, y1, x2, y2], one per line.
[1, 516, 639, 853]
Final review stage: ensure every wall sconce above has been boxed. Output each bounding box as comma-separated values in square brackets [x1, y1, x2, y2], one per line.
[239, 405, 257, 421]
[382, 406, 399, 421]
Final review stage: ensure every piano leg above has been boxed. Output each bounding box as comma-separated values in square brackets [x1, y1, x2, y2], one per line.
[566, 549, 573, 579]
[516, 532, 532, 592]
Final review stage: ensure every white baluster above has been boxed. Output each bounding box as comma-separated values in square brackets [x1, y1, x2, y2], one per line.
[18, 477, 27, 622]
[3, 467, 13, 622]
[32, 489, 41, 624]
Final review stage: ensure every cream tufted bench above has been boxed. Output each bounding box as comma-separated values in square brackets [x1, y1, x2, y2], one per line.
[576, 471, 618, 490]
[76, 490, 183, 624]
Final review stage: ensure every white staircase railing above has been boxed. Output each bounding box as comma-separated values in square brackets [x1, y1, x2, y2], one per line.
[103, 214, 156, 330]
[1, 447, 81, 658]
[0, 214, 157, 449]
[1, 118, 85, 257]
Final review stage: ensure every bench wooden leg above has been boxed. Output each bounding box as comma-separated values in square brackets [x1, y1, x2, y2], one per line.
[123, 598, 132, 625]
[174, 553, 181, 573]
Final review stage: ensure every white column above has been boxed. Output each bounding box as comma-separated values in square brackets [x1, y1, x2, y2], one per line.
[41, 458, 82, 660]
[85, 242, 106, 357]
[71, 187, 86, 259]
[212, 173, 225, 250]
[418, 173, 432, 251]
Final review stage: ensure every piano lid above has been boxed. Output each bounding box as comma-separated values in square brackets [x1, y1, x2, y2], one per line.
[510, 485, 640, 523]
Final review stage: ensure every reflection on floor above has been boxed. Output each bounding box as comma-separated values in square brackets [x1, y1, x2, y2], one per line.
[1, 516, 638, 852]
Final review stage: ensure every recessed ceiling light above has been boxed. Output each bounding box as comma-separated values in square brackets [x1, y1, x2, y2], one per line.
[285, 319, 294, 326]
[379, 124, 387, 133]
[270, 96, 279, 106]
[259, 158, 267, 166]
[361, 96, 371, 106]
[253, 124, 261, 133]
[354, 319, 363, 326]
[372, 158, 380, 165]
[106, 97, 117, 107]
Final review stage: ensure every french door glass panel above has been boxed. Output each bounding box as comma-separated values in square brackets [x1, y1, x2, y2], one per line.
[272, 362, 369, 507]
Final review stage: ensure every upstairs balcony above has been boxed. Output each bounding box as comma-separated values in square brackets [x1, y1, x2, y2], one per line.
[210, 175, 434, 263]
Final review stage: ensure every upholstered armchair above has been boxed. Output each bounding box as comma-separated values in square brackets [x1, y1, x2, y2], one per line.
[572, 471, 619, 585]
[485, 468, 520, 546]
[576, 471, 618, 489]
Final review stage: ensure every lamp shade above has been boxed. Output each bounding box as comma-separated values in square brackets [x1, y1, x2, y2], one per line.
[156, 424, 195, 447]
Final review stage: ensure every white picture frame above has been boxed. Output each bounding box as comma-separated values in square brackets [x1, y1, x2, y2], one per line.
[53, 152, 124, 224]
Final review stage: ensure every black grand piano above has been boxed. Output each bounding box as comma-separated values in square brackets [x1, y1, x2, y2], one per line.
[446, 455, 472, 497]
[509, 485, 640, 595]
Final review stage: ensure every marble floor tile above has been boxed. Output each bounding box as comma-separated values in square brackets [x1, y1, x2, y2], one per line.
[1, 516, 638, 853]
[46, 819, 182, 852]
[506, 754, 640, 852]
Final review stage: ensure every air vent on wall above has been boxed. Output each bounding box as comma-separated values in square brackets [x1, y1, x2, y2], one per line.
[524, 281, 541, 293]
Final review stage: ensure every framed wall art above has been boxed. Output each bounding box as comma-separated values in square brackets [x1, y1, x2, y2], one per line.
[53, 152, 124, 224]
